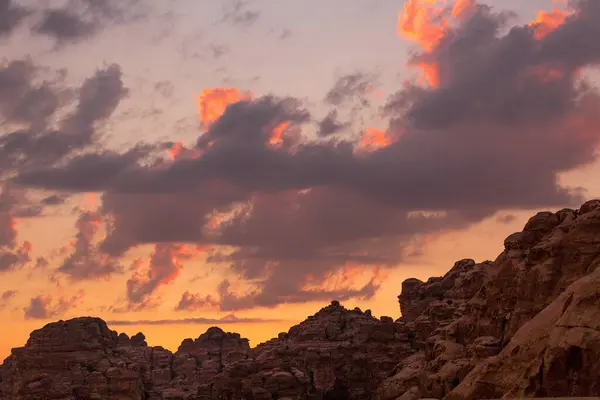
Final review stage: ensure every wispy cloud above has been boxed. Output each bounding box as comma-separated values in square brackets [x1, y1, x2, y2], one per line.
[107, 314, 284, 326]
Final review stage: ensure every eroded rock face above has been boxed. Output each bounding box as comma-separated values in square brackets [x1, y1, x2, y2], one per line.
[0, 303, 415, 399]
[200, 301, 415, 399]
[380, 199, 600, 399]
[2, 199, 600, 400]
[446, 265, 600, 399]
[0, 317, 151, 399]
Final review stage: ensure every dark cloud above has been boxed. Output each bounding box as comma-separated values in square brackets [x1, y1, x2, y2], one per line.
[209, 44, 230, 60]
[1, 290, 17, 301]
[219, 0, 260, 27]
[324, 71, 378, 107]
[35, 8, 97, 41]
[10, 1, 600, 309]
[0, 198, 17, 248]
[279, 28, 291, 40]
[497, 214, 517, 224]
[31, 0, 149, 43]
[107, 314, 282, 326]
[125, 244, 195, 306]
[0, 245, 30, 272]
[23, 290, 84, 319]
[0, 290, 17, 310]
[0, 61, 130, 284]
[16, 148, 153, 192]
[0, 63, 128, 276]
[66, 63, 128, 130]
[57, 210, 123, 280]
[41, 194, 68, 206]
[1, 63, 127, 174]
[1, 0, 151, 42]
[154, 80, 174, 98]
[317, 110, 348, 136]
[0, 59, 62, 132]
[175, 291, 219, 311]
[33, 256, 49, 269]
[0, 0, 29, 36]
[0, 185, 32, 272]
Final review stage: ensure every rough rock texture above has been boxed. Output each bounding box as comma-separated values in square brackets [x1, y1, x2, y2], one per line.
[379, 199, 600, 399]
[2, 199, 600, 400]
[446, 265, 600, 399]
[201, 301, 415, 400]
[0, 303, 413, 400]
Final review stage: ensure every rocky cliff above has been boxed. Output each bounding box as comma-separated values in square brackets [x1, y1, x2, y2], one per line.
[1, 199, 600, 400]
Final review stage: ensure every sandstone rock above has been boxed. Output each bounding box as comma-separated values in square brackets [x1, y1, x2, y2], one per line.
[447, 264, 600, 399]
[379, 200, 600, 399]
[0, 304, 415, 399]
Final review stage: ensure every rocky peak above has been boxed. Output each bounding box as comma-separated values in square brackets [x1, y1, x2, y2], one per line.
[283, 299, 381, 344]
[117, 331, 148, 347]
[23, 316, 118, 352]
[398, 259, 488, 326]
[177, 326, 250, 354]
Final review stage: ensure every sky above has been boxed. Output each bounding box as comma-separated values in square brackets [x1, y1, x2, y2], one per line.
[1, 0, 600, 359]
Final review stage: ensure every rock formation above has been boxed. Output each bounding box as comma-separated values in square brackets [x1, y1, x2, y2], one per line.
[0, 304, 412, 399]
[379, 199, 600, 399]
[1, 199, 600, 400]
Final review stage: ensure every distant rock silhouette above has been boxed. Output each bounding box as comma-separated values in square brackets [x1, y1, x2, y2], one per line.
[1, 199, 600, 399]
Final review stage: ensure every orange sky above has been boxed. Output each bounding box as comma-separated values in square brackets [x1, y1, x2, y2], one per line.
[0, 208, 540, 355]
[2, 0, 600, 360]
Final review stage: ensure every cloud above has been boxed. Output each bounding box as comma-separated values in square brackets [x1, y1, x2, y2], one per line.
[0, 290, 17, 310]
[57, 210, 123, 280]
[317, 110, 348, 136]
[16, 147, 155, 192]
[41, 194, 68, 206]
[209, 44, 230, 60]
[23, 290, 85, 319]
[0, 0, 29, 36]
[0, 243, 31, 272]
[30, 0, 151, 44]
[9, 1, 600, 309]
[216, 275, 381, 311]
[0, 185, 32, 272]
[0, 61, 128, 279]
[324, 71, 378, 107]
[125, 244, 200, 306]
[219, 0, 260, 28]
[0, 59, 62, 133]
[1, 290, 17, 301]
[1, 62, 128, 174]
[107, 314, 282, 326]
[0, 205, 17, 249]
[34, 8, 97, 42]
[1, 0, 151, 42]
[175, 291, 219, 311]
[497, 214, 517, 224]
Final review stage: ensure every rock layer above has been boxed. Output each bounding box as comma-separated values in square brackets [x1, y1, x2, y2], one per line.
[1, 199, 600, 400]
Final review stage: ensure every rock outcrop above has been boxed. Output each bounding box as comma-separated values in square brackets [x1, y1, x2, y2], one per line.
[1, 199, 600, 400]
[379, 199, 600, 399]
[0, 303, 413, 400]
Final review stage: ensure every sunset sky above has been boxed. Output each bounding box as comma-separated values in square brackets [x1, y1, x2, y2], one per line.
[1, 0, 600, 360]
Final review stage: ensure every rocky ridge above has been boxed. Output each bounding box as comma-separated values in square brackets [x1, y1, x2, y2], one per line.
[1, 199, 600, 399]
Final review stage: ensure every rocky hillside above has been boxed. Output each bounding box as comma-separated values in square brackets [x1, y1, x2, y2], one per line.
[1, 199, 600, 400]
